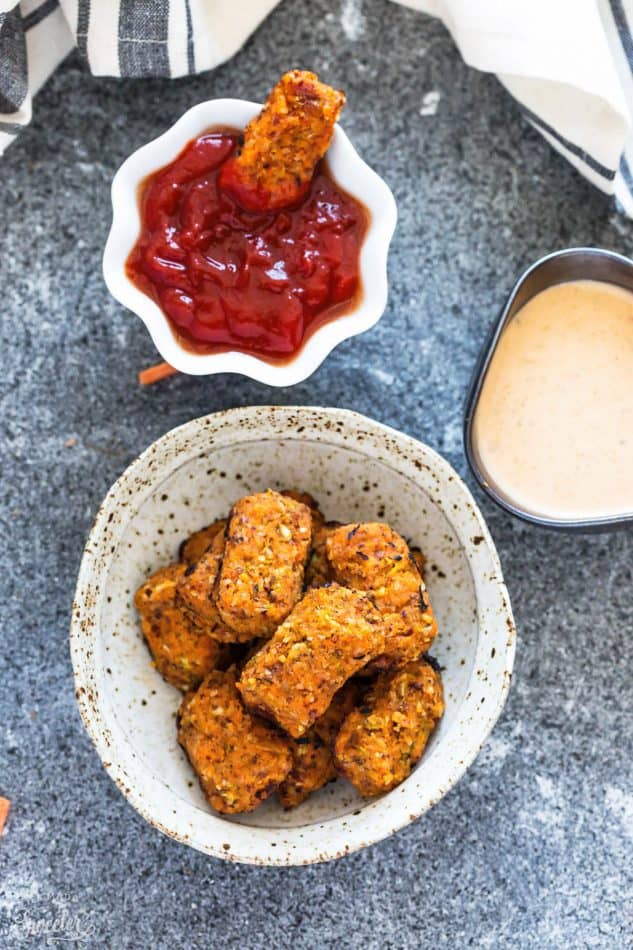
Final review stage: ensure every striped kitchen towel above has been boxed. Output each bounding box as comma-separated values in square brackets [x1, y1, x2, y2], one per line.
[2, 1, 633, 215]
[0, 0, 277, 156]
[401, 0, 633, 215]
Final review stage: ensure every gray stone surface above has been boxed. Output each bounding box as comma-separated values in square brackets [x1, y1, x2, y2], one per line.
[1, 1, 632, 947]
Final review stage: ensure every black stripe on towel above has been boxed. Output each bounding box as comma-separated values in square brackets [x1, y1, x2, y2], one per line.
[609, 0, 633, 70]
[23, 0, 59, 32]
[184, 0, 195, 74]
[520, 104, 616, 181]
[76, 0, 91, 59]
[0, 8, 28, 115]
[118, 0, 171, 77]
[607, 0, 633, 204]
[619, 153, 633, 191]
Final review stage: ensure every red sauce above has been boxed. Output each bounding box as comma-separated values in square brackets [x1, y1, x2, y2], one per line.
[126, 131, 367, 359]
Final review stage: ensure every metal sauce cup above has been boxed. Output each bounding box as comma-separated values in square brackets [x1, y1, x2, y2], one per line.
[463, 247, 633, 532]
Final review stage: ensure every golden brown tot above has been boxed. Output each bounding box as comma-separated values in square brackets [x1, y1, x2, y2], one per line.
[278, 681, 360, 809]
[334, 659, 444, 797]
[238, 583, 384, 737]
[178, 670, 292, 814]
[177, 529, 243, 643]
[179, 518, 226, 566]
[215, 490, 312, 639]
[326, 523, 438, 669]
[134, 563, 225, 691]
[219, 70, 346, 212]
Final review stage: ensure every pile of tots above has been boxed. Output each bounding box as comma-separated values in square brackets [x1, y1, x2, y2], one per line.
[134, 489, 444, 814]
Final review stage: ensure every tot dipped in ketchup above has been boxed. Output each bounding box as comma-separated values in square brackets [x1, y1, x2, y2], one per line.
[126, 71, 366, 360]
[219, 70, 346, 212]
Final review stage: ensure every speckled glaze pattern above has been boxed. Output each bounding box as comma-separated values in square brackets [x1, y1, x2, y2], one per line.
[70, 406, 515, 865]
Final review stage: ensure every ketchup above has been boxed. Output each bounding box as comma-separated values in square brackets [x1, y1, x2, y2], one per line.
[126, 132, 367, 359]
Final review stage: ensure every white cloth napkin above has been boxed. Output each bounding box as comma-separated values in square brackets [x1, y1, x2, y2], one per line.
[1, 0, 633, 214]
[401, 0, 633, 213]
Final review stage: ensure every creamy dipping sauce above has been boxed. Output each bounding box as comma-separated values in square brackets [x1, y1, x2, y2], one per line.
[472, 279, 633, 521]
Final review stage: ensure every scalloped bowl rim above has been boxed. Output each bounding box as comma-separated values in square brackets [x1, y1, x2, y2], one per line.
[70, 406, 516, 866]
[103, 100, 397, 386]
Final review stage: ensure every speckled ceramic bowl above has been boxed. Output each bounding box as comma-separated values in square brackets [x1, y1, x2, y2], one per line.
[103, 99, 397, 386]
[70, 406, 515, 865]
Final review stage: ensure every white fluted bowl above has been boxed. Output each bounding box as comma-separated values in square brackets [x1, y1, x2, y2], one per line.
[103, 101, 397, 386]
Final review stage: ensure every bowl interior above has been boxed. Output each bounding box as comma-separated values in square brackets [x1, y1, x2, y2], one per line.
[100, 438, 477, 829]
